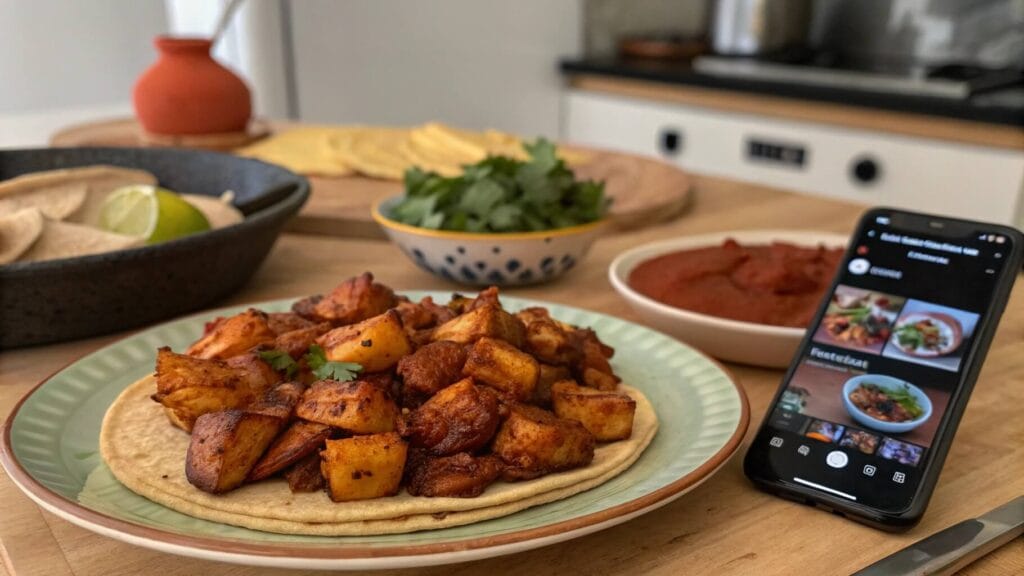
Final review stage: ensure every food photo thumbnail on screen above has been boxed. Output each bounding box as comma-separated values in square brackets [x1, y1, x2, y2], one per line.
[814, 285, 904, 355]
[813, 284, 979, 373]
[882, 300, 979, 373]
[772, 357, 946, 468]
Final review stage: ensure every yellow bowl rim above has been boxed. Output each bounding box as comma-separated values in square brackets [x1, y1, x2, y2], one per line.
[371, 197, 607, 241]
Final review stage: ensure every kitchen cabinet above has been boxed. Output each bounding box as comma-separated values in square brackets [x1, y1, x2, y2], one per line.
[563, 84, 1024, 227]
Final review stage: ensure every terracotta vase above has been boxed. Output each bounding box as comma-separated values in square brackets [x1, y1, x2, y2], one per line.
[133, 36, 251, 136]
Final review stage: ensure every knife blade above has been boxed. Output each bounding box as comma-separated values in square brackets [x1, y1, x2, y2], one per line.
[853, 495, 1024, 576]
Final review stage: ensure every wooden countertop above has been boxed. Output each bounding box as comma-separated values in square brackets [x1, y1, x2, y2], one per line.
[2, 175, 1022, 575]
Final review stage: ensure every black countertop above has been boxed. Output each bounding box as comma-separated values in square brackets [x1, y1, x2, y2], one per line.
[561, 58, 1024, 128]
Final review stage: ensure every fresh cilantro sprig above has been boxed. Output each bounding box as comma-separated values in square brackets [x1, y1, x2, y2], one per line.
[258, 349, 298, 379]
[259, 346, 363, 382]
[305, 345, 363, 381]
[390, 138, 608, 233]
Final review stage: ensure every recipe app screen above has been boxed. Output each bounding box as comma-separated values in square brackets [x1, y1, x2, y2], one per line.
[756, 213, 1014, 511]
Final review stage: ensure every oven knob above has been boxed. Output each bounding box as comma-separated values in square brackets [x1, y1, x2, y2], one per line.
[659, 128, 682, 156]
[851, 157, 881, 185]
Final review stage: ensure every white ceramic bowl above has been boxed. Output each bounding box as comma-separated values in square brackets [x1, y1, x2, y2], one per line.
[842, 374, 933, 433]
[608, 230, 848, 368]
[373, 196, 605, 286]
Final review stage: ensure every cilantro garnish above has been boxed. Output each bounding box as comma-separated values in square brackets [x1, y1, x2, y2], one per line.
[304, 345, 363, 381]
[389, 138, 608, 233]
[258, 349, 298, 379]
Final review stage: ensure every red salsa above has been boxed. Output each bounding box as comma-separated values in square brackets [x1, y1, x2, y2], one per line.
[628, 239, 843, 327]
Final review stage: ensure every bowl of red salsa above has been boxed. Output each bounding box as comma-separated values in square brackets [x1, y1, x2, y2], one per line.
[608, 230, 848, 368]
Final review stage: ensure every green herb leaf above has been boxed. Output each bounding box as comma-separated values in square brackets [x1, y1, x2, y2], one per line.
[487, 203, 523, 231]
[460, 179, 507, 217]
[420, 211, 445, 229]
[403, 166, 431, 194]
[388, 138, 606, 233]
[523, 139, 559, 173]
[259, 349, 298, 379]
[304, 344, 363, 381]
[391, 194, 437, 226]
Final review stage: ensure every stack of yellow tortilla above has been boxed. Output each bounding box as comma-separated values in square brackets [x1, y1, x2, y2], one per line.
[236, 123, 585, 180]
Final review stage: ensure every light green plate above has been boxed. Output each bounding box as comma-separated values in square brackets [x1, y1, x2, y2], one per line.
[1, 293, 749, 570]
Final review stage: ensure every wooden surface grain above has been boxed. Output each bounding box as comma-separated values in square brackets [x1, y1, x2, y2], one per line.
[1, 174, 1021, 575]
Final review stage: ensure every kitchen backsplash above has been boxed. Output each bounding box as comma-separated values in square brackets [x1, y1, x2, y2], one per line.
[810, 0, 1024, 69]
[584, 0, 1023, 68]
[583, 0, 708, 56]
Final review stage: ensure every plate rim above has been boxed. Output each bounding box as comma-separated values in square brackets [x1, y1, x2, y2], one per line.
[1, 295, 750, 564]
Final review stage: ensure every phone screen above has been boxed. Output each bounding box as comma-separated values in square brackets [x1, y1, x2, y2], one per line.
[747, 211, 1017, 513]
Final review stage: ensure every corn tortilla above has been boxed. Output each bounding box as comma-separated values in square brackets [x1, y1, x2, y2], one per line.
[236, 128, 355, 177]
[18, 219, 142, 262]
[0, 183, 86, 220]
[0, 207, 44, 264]
[181, 194, 244, 229]
[327, 127, 412, 180]
[100, 376, 658, 535]
[0, 166, 157, 226]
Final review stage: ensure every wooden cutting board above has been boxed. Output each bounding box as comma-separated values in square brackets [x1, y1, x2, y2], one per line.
[50, 118, 692, 239]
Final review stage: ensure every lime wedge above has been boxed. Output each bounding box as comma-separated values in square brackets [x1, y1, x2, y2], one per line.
[99, 185, 210, 244]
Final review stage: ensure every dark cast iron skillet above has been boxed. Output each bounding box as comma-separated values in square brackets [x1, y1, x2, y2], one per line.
[0, 147, 309, 348]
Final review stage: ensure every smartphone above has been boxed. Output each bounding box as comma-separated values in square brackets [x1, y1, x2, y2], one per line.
[744, 208, 1023, 530]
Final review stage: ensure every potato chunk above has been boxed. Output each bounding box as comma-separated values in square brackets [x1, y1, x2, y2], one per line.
[581, 367, 619, 391]
[396, 340, 468, 401]
[284, 452, 326, 492]
[401, 378, 500, 455]
[266, 312, 316, 335]
[185, 410, 284, 493]
[446, 286, 502, 315]
[296, 379, 398, 433]
[394, 296, 455, 331]
[463, 337, 539, 402]
[152, 347, 279, 432]
[248, 420, 331, 481]
[316, 310, 412, 372]
[186, 309, 276, 360]
[533, 364, 573, 407]
[321, 433, 408, 501]
[576, 329, 620, 391]
[293, 272, 397, 325]
[157, 388, 250, 432]
[551, 380, 635, 441]
[517, 309, 581, 366]
[405, 452, 504, 497]
[431, 304, 525, 348]
[492, 403, 595, 477]
[273, 322, 331, 360]
[515, 306, 576, 332]
[246, 381, 305, 420]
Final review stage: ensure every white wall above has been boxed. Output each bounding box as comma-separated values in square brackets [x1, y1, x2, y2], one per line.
[0, 0, 167, 114]
[0, 0, 167, 146]
[0, 0, 289, 147]
[1, 0, 582, 145]
[288, 0, 583, 138]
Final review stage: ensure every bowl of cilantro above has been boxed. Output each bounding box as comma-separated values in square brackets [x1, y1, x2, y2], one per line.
[372, 139, 608, 286]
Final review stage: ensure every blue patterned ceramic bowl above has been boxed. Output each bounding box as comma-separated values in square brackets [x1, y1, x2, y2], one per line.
[372, 197, 605, 286]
